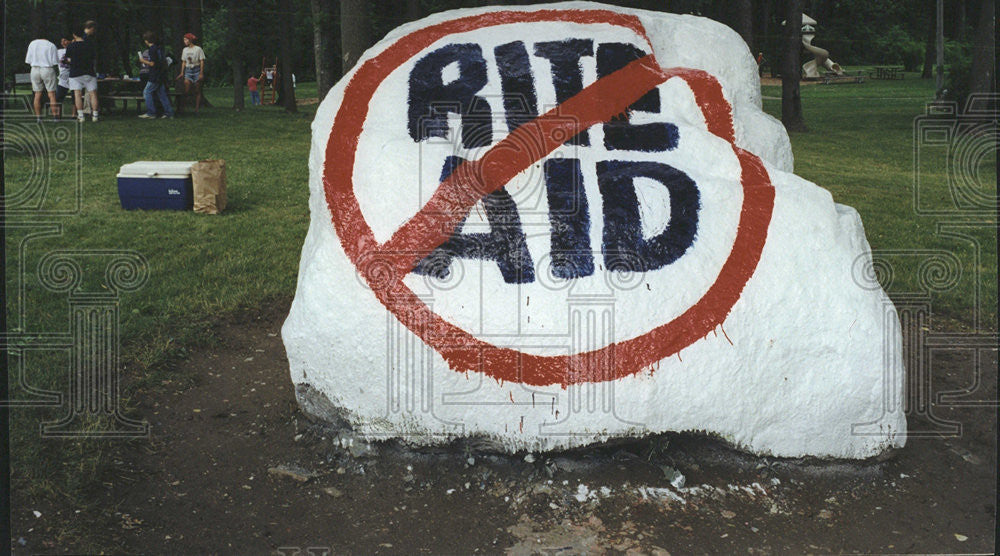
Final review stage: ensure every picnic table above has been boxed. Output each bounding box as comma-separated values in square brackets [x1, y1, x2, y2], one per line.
[3, 77, 33, 112]
[821, 70, 866, 85]
[99, 77, 183, 115]
[871, 66, 904, 80]
[12, 72, 32, 92]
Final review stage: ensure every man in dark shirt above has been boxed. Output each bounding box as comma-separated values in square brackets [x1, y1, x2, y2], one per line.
[65, 26, 99, 122]
[84, 20, 98, 75]
[137, 31, 174, 119]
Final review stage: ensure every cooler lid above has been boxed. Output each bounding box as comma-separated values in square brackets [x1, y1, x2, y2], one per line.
[117, 161, 197, 179]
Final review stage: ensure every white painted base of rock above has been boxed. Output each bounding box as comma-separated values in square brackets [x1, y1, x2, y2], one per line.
[282, 2, 906, 459]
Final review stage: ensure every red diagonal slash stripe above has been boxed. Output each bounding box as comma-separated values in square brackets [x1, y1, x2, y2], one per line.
[324, 9, 652, 280]
[323, 9, 774, 387]
[379, 54, 672, 276]
[378, 61, 739, 277]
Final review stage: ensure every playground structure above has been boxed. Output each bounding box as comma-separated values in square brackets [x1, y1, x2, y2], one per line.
[261, 57, 279, 104]
[800, 13, 844, 79]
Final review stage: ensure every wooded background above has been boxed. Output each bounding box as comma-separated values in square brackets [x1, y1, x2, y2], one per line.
[8, 0, 996, 121]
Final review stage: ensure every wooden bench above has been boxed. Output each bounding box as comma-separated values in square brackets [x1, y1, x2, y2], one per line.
[13, 72, 32, 91]
[821, 71, 866, 85]
[102, 92, 184, 115]
[871, 66, 904, 80]
[11, 73, 33, 104]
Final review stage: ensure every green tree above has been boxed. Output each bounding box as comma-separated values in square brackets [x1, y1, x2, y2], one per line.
[279, 0, 297, 112]
[968, 0, 995, 99]
[735, 0, 755, 50]
[340, 0, 372, 74]
[227, 0, 245, 109]
[311, 0, 337, 99]
[781, 0, 807, 132]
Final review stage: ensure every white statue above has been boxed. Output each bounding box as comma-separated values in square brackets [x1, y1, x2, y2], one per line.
[801, 13, 844, 78]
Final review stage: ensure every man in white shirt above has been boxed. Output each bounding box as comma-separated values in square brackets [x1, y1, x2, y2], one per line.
[56, 36, 74, 119]
[25, 36, 60, 122]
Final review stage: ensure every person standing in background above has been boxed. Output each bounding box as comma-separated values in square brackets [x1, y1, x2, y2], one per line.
[83, 20, 98, 75]
[65, 25, 100, 122]
[138, 31, 174, 119]
[177, 33, 206, 113]
[247, 72, 261, 106]
[138, 47, 165, 115]
[25, 34, 60, 122]
[138, 47, 151, 86]
[263, 63, 274, 86]
[55, 36, 75, 119]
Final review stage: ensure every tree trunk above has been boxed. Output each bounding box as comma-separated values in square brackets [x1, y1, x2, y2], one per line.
[184, 0, 203, 40]
[406, 0, 422, 21]
[340, 0, 372, 74]
[702, 2, 723, 22]
[183, 0, 211, 106]
[279, 0, 298, 113]
[29, 0, 45, 38]
[968, 0, 995, 97]
[59, 0, 77, 41]
[781, 0, 807, 132]
[757, 0, 774, 76]
[936, 0, 945, 95]
[735, 0, 754, 51]
[228, 0, 245, 110]
[921, 1, 936, 79]
[169, 0, 186, 72]
[149, 4, 165, 44]
[111, 16, 133, 77]
[92, 16, 116, 75]
[954, 0, 968, 40]
[311, 0, 336, 100]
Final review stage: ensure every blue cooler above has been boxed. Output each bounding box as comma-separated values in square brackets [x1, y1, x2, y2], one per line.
[117, 161, 197, 210]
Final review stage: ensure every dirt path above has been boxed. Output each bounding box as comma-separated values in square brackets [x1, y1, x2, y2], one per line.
[13, 300, 996, 554]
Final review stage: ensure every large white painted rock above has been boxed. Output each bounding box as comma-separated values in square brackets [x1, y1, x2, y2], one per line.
[282, 2, 906, 459]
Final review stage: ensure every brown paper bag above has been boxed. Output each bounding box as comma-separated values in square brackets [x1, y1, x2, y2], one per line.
[192, 159, 227, 214]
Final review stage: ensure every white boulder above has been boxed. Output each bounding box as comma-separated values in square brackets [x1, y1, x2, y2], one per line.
[282, 2, 905, 459]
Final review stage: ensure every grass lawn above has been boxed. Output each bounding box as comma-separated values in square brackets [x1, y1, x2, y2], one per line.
[5, 85, 316, 535]
[762, 71, 997, 331]
[4, 74, 996, 544]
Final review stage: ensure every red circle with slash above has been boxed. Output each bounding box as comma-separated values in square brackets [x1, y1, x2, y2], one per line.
[323, 9, 775, 387]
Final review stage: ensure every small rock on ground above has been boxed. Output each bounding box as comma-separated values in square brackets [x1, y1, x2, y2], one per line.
[268, 464, 317, 483]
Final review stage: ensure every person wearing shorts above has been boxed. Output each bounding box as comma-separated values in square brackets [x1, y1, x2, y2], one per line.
[55, 36, 75, 118]
[65, 26, 99, 122]
[177, 33, 206, 113]
[83, 21, 99, 76]
[25, 36, 60, 122]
